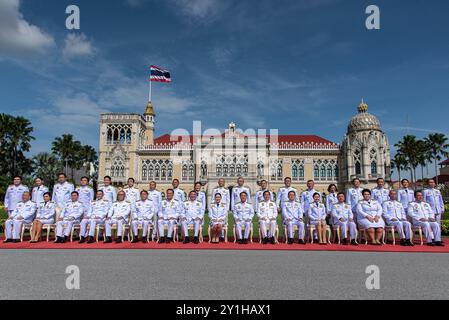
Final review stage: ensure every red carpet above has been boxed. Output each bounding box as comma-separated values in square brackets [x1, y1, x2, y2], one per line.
[1, 237, 448, 253]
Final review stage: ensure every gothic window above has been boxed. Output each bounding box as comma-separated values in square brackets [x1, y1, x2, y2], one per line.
[215, 154, 249, 177]
[257, 161, 264, 178]
[314, 165, 319, 178]
[370, 148, 378, 175]
[107, 129, 113, 144]
[182, 164, 188, 180]
[106, 124, 132, 145]
[125, 128, 132, 144]
[201, 162, 207, 178]
[110, 157, 125, 178]
[243, 164, 248, 174]
[292, 159, 305, 181]
[217, 164, 222, 177]
[354, 149, 362, 176]
[313, 159, 338, 181]
[141, 159, 173, 181]
[270, 160, 283, 181]
[142, 163, 147, 180]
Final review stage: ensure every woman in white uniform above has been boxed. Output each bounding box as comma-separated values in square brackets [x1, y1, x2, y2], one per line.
[30, 192, 56, 242]
[356, 189, 385, 245]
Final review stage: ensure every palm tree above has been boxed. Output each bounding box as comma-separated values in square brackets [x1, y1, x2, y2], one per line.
[424, 133, 449, 185]
[32, 152, 63, 188]
[391, 153, 408, 184]
[395, 135, 422, 187]
[51, 134, 82, 179]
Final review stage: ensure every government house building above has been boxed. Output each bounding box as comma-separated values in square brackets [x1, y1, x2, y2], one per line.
[98, 100, 391, 196]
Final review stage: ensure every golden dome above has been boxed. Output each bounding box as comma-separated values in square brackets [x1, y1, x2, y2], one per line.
[357, 99, 368, 113]
[348, 100, 381, 133]
[144, 101, 155, 116]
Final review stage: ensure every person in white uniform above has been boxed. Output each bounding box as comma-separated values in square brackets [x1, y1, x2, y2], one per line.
[346, 178, 364, 220]
[356, 189, 385, 245]
[408, 190, 444, 246]
[4, 192, 36, 243]
[382, 190, 413, 246]
[79, 190, 110, 244]
[398, 179, 415, 214]
[254, 180, 274, 210]
[30, 192, 56, 243]
[332, 192, 358, 246]
[148, 181, 162, 240]
[131, 190, 156, 243]
[209, 178, 230, 241]
[301, 180, 321, 214]
[257, 190, 278, 244]
[231, 177, 251, 211]
[124, 178, 140, 206]
[157, 189, 181, 243]
[194, 182, 207, 213]
[75, 176, 94, 216]
[276, 177, 299, 210]
[54, 191, 84, 243]
[281, 191, 305, 245]
[181, 191, 205, 244]
[307, 192, 327, 244]
[325, 184, 338, 224]
[172, 179, 186, 203]
[98, 175, 117, 204]
[104, 190, 131, 244]
[209, 193, 228, 243]
[4, 175, 29, 217]
[233, 192, 254, 244]
[371, 178, 390, 206]
[31, 177, 49, 206]
[52, 173, 74, 211]
[423, 179, 445, 225]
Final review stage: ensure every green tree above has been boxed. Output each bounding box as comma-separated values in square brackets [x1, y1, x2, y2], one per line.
[424, 133, 449, 185]
[395, 135, 421, 187]
[51, 134, 82, 180]
[31, 152, 63, 189]
[391, 153, 408, 183]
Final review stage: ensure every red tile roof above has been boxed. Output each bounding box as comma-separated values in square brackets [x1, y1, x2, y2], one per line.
[439, 158, 449, 166]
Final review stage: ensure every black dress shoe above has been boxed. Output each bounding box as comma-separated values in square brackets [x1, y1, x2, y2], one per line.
[219, 237, 225, 242]
[427, 242, 435, 246]
[342, 238, 348, 245]
[183, 237, 190, 244]
[166, 237, 172, 243]
[435, 241, 445, 247]
[193, 237, 199, 244]
[238, 239, 243, 244]
[115, 238, 122, 243]
[243, 238, 249, 244]
[262, 237, 268, 244]
[406, 239, 414, 246]
[142, 238, 148, 243]
[87, 237, 95, 244]
[287, 238, 293, 245]
[350, 239, 358, 246]
[13, 239, 20, 243]
[270, 237, 275, 244]
[61, 236, 67, 243]
[131, 238, 139, 243]
[400, 239, 406, 246]
[104, 237, 112, 243]
[158, 237, 165, 244]
[3, 239, 12, 243]
[298, 239, 306, 245]
[79, 236, 86, 244]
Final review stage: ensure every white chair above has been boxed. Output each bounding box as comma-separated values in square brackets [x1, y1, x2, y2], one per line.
[129, 222, 155, 242]
[411, 226, 424, 245]
[258, 222, 279, 244]
[41, 223, 56, 242]
[156, 223, 178, 242]
[70, 223, 81, 242]
[181, 222, 204, 242]
[307, 224, 331, 244]
[20, 223, 33, 242]
[96, 221, 131, 242]
[383, 225, 396, 245]
[233, 223, 253, 243]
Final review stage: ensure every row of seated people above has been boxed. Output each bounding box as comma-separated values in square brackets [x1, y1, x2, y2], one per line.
[3, 186, 444, 247]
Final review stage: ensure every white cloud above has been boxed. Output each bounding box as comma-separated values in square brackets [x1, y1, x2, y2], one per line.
[173, 0, 224, 19]
[62, 33, 96, 61]
[0, 0, 55, 57]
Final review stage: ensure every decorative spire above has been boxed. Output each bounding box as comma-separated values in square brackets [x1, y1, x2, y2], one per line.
[357, 99, 368, 113]
[144, 101, 155, 116]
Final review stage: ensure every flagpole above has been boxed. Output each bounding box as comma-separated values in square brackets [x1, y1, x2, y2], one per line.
[148, 71, 152, 102]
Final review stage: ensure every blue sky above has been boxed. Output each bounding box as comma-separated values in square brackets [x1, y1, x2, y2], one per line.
[1, 0, 449, 177]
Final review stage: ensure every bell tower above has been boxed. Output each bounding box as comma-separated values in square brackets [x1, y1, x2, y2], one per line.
[144, 101, 155, 145]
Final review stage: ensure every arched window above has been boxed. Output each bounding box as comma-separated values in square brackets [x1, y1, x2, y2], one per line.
[327, 166, 333, 179]
[354, 149, 362, 175]
[188, 163, 194, 180]
[119, 128, 126, 144]
[168, 163, 173, 180]
[125, 128, 132, 144]
[142, 163, 147, 180]
[107, 129, 113, 144]
[217, 164, 222, 177]
[243, 164, 248, 174]
[257, 161, 264, 177]
[371, 161, 377, 175]
[113, 129, 119, 143]
[106, 124, 132, 145]
[320, 165, 326, 180]
[148, 164, 154, 180]
[201, 161, 207, 178]
[314, 165, 319, 178]
[182, 164, 188, 180]
[161, 164, 167, 180]
[370, 148, 378, 175]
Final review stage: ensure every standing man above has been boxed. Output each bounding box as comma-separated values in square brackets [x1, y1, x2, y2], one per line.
[131, 190, 156, 243]
[254, 180, 274, 209]
[233, 192, 254, 244]
[79, 190, 110, 244]
[210, 178, 230, 209]
[346, 178, 364, 219]
[4, 192, 36, 243]
[52, 173, 74, 211]
[276, 177, 299, 210]
[194, 182, 207, 213]
[104, 191, 131, 244]
[181, 191, 204, 244]
[4, 175, 29, 217]
[99, 176, 117, 204]
[301, 180, 320, 214]
[424, 179, 445, 225]
[331, 193, 358, 246]
[76, 176, 94, 216]
[408, 191, 444, 246]
[382, 190, 413, 246]
[281, 191, 305, 245]
[157, 189, 181, 243]
[371, 178, 390, 206]
[54, 191, 84, 243]
[31, 177, 49, 206]
[398, 179, 415, 214]
[172, 179, 186, 203]
[124, 178, 140, 205]
[231, 177, 251, 210]
[148, 181, 162, 240]
[257, 190, 278, 244]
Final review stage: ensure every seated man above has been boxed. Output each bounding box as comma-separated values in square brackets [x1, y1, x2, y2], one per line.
[209, 193, 227, 243]
[382, 190, 413, 246]
[356, 189, 385, 245]
[79, 190, 110, 244]
[131, 190, 156, 243]
[331, 192, 358, 246]
[104, 191, 131, 243]
[408, 190, 444, 247]
[233, 192, 254, 244]
[307, 192, 327, 244]
[4, 192, 37, 243]
[257, 190, 277, 244]
[54, 191, 84, 243]
[181, 191, 204, 244]
[281, 190, 305, 245]
[157, 189, 181, 243]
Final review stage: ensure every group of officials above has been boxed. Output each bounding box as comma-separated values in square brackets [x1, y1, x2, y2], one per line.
[2, 173, 446, 247]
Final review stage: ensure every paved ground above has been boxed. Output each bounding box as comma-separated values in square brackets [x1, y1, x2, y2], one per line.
[0, 249, 447, 300]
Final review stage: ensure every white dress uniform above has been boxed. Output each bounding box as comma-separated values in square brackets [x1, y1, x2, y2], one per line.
[254, 189, 274, 209]
[371, 187, 390, 205]
[407, 201, 442, 243]
[105, 200, 131, 237]
[79, 199, 110, 238]
[52, 182, 74, 209]
[132, 199, 156, 237]
[148, 189, 162, 239]
[276, 186, 299, 208]
[4, 184, 29, 215]
[281, 200, 305, 240]
[301, 189, 321, 213]
[35, 201, 56, 225]
[158, 199, 181, 239]
[307, 201, 326, 225]
[209, 202, 228, 227]
[332, 203, 357, 239]
[99, 185, 117, 204]
[75, 185, 94, 214]
[31, 185, 49, 206]
[325, 192, 338, 217]
[210, 186, 230, 208]
[196, 190, 207, 213]
[5, 200, 37, 240]
[124, 187, 140, 205]
[382, 200, 411, 240]
[173, 188, 186, 203]
[181, 200, 205, 238]
[257, 200, 277, 239]
[424, 188, 445, 224]
[233, 201, 254, 240]
[55, 200, 84, 238]
[346, 187, 364, 214]
[398, 188, 415, 213]
[231, 186, 251, 210]
[356, 200, 385, 229]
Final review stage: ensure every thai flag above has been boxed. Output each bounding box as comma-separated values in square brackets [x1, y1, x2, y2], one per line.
[150, 65, 171, 83]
